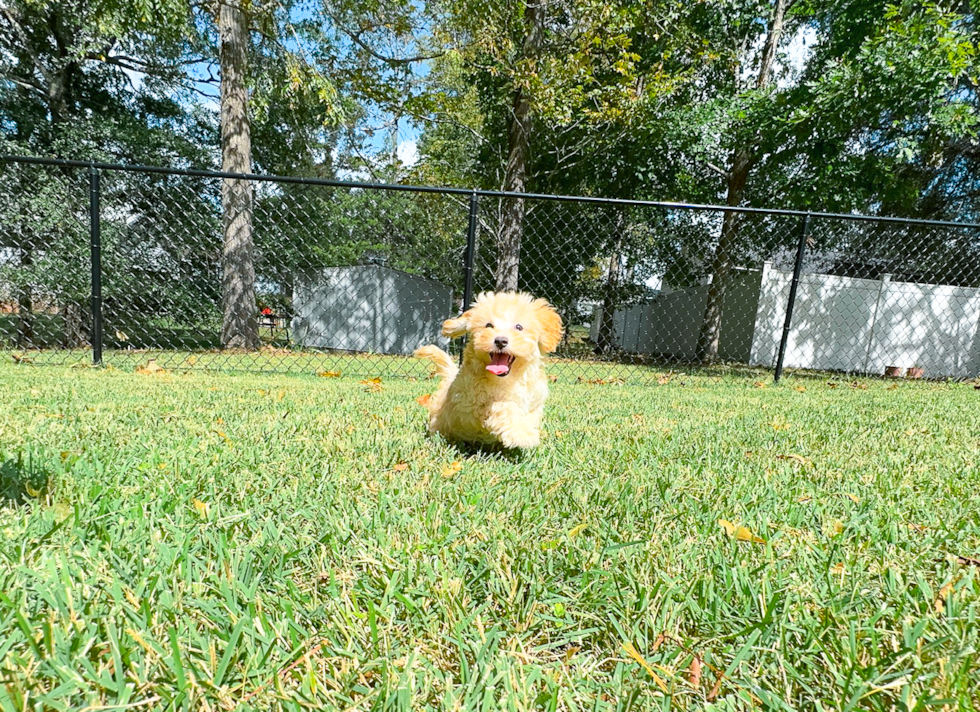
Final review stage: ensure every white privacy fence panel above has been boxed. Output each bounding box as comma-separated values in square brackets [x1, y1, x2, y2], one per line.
[751, 264, 980, 379]
[867, 281, 980, 378]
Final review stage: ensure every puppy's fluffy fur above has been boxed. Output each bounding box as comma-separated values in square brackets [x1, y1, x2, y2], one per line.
[414, 291, 563, 449]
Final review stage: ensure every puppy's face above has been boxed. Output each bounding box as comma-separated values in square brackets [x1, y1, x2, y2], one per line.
[442, 292, 563, 377]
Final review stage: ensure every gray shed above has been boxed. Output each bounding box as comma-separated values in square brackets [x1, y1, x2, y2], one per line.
[292, 265, 452, 355]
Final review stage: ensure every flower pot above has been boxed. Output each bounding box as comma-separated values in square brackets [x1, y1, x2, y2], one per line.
[906, 367, 924, 380]
[884, 366, 904, 378]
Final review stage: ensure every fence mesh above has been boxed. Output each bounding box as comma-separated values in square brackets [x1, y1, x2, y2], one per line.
[2, 157, 980, 382]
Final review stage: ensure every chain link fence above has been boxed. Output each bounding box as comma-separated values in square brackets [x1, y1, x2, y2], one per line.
[3, 155, 980, 382]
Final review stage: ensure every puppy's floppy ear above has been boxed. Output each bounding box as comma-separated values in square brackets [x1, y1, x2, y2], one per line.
[533, 299, 563, 352]
[442, 310, 472, 339]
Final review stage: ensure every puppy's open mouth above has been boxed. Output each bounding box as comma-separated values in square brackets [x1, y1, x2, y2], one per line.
[486, 351, 516, 377]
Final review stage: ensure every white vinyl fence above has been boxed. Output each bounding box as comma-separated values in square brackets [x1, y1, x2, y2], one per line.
[595, 263, 980, 378]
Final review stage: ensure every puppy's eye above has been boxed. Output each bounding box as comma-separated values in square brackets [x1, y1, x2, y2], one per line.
[514, 324, 523, 331]
[485, 323, 493, 328]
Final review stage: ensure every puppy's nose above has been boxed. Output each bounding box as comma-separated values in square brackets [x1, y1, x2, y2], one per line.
[494, 336, 509, 350]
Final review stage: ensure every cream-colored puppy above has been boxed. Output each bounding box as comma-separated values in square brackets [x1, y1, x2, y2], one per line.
[414, 291, 563, 449]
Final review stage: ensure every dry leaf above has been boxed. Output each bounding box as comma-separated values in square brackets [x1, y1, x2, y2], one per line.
[688, 654, 703, 689]
[657, 375, 671, 385]
[718, 519, 766, 544]
[770, 420, 791, 431]
[441, 461, 463, 478]
[393, 463, 409, 472]
[621, 643, 669, 693]
[192, 499, 210, 519]
[797, 495, 813, 504]
[115, 330, 128, 341]
[935, 581, 954, 614]
[317, 370, 342, 378]
[360, 377, 383, 392]
[136, 359, 165, 375]
[753, 380, 766, 388]
[416, 393, 432, 407]
[568, 523, 588, 538]
[794, 385, 806, 392]
[564, 645, 581, 663]
[953, 555, 980, 567]
[841, 493, 860, 503]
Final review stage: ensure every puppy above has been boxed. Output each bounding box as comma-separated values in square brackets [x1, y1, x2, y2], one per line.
[414, 291, 563, 449]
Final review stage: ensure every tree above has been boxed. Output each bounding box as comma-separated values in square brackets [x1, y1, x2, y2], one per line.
[695, 0, 790, 363]
[217, 0, 258, 350]
[0, 0, 207, 348]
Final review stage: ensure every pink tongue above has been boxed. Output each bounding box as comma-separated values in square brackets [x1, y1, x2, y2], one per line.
[486, 353, 510, 375]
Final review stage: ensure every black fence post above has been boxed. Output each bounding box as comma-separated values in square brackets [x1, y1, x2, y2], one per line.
[774, 212, 811, 383]
[459, 191, 478, 365]
[88, 165, 103, 366]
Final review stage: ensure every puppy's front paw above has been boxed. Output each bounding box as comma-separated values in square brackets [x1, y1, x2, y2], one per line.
[500, 429, 540, 450]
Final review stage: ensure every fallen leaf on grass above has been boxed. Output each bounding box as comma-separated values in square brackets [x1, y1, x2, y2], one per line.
[192, 499, 210, 519]
[393, 463, 409, 472]
[621, 642, 669, 693]
[360, 377, 383, 392]
[136, 359, 165, 375]
[568, 523, 588, 538]
[953, 555, 980, 567]
[688, 654, 703, 689]
[441, 461, 462, 478]
[657, 375, 671, 385]
[841, 493, 860, 504]
[935, 581, 955, 614]
[906, 522, 927, 533]
[753, 380, 767, 388]
[317, 370, 341, 378]
[794, 385, 806, 392]
[416, 393, 432, 407]
[718, 519, 766, 544]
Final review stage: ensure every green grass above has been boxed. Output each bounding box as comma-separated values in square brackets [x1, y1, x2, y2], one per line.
[1, 359, 979, 711]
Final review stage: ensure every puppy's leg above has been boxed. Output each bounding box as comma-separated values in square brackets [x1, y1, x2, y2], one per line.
[485, 402, 542, 449]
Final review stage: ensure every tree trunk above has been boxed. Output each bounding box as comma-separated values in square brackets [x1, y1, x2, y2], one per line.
[494, 0, 547, 292]
[595, 212, 627, 355]
[218, 0, 259, 350]
[61, 300, 83, 348]
[695, 0, 788, 363]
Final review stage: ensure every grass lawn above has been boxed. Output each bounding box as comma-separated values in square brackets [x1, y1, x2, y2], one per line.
[1, 359, 978, 711]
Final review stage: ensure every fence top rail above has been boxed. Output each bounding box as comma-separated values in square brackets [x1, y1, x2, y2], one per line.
[4, 153, 980, 230]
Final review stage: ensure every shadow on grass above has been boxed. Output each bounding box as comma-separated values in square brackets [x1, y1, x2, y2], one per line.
[445, 440, 529, 463]
[0, 455, 51, 506]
